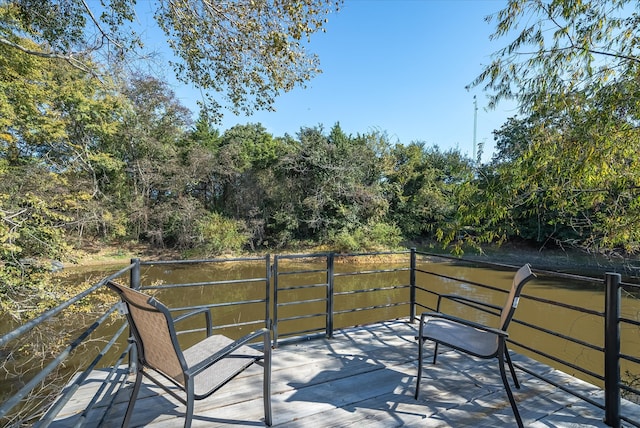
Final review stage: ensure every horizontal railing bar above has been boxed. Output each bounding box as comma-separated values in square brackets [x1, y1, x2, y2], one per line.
[621, 352, 640, 365]
[274, 253, 330, 260]
[620, 383, 640, 402]
[277, 298, 327, 307]
[416, 251, 605, 285]
[413, 302, 433, 312]
[620, 383, 640, 395]
[277, 283, 328, 291]
[434, 296, 501, 317]
[416, 274, 603, 320]
[337, 250, 411, 258]
[621, 415, 640, 428]
[413, 269, 438, 278]
[521, 293, 604, 317]
[414, 269, 507, 295]
[334, 267, 409, 277]
[276, 269, 328, 276]
[429, 275, 578, 321]
[622, 280, 640, 287]
[416, 253, 523, 272]
[510, 339, 604, 381]
[334, 301, 409, 315]
[176, 319, 264, 337]
[141, 277, 266, 290]
[512, 318, 604, 353]
[621, 316, 640, 327]
[275, 328, 325, 339]
[529, 269, 604, 286]
[278, 313, 326, 322]
[335, 285, 410, 296]
[139, 256, 267, 266]
[211, 320, 264, 332]
[0, 264, 132, 347]
[413, 267, 440, 275]
[413, 285, 439, 296]
[177, 327, 209, 336]
[167, 299, 267, 313]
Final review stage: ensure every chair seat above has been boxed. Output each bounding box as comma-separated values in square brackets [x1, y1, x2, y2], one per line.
[421, 317, 499, 358]
[183, 334, 262, 397]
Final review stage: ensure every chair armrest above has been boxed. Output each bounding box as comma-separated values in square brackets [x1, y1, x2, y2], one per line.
[418, 311, 508, 338]
[174, 308, 213, 337]
[187, 328, 271, 377]
[436, 293, 502, 313]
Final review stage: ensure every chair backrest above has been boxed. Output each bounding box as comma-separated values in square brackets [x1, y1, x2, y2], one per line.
[499, 264, 535, 331]
[107, 281, 187, 386]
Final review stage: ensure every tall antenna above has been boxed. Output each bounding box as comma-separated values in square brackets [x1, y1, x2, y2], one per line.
[473, 95, 478, 163]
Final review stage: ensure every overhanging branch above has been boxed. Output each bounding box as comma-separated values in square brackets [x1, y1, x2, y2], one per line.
[0, 37, 93, 73]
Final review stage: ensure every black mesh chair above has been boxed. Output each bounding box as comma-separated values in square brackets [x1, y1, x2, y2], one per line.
[414, 264, 535, 428]
[107, 280, 272, 428]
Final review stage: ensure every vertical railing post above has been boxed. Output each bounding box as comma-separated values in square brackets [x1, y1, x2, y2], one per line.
[272, 256, 280, 348]
[130, 258, 141, 290]
[265, 254, 271, 332]
[604, 272, 621, 428]
[326, 252, 335, 339]
[128, 258, 141, 374]
[410, 248, 416, 322]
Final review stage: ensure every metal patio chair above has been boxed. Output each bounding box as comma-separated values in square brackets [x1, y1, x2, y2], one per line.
[107, 280, 272, 428]
[414, 264, 535, 428]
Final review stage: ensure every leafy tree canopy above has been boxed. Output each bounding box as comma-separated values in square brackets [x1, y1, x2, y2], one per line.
[0, 0, 341, 121]
[472, 0, 640, 114]
[455, 0, 640, 255]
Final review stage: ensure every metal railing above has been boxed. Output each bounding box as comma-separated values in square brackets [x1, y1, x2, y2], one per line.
[133, 256, 272, 335]
[271, 251, 411, 345]
[0, 248, 637, 428]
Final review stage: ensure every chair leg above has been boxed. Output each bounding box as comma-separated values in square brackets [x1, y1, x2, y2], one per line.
[504, 346, 520, 389]
[263, 337, 273, 426]
[184, 392, 194, 428]
[498, 348, 524, 428]
[123, 369, 143, 428]
[415, 337, 424, 399]
[432, 343, 439, 364]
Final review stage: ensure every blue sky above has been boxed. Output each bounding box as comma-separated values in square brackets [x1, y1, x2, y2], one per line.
[139, 0, 519, 162]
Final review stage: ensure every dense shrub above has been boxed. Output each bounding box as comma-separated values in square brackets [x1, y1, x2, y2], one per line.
[196, 212, 248, 256]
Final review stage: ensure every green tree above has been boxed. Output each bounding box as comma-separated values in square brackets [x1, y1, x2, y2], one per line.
[472, 0, 640, 114]
[215, 124, 282, 249]
[0, 36, 125, 317]
[490, 116, 533, 165]
[109, 75, 194, 247]
[271, 124, 392, 249]
[387, 143, 473, 240]
[443, 86, 640, 254]
[461, 0, 640, 254]
[180, 111, 222, 209]
[1, 0, 341, 119]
